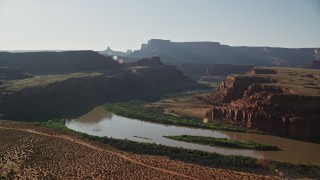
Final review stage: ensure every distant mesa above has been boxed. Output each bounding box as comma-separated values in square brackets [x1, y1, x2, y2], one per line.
[97, 39, 320, 78]
[0, 50, 121, 74]
[119, 39, 319, 68]
[145, 39, 172, 48]
[98, 39, 317, 78]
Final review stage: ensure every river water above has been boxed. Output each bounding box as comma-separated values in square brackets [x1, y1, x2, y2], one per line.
[65, 106, 320, 164]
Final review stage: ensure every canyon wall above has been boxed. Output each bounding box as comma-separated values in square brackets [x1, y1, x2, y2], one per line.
[206, 67, 320, 138]
[0, 65, 195, 120]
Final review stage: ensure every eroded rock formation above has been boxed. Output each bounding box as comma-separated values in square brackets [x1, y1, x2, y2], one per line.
[206, 67, 320, 138]
[209, 75, 275, 103]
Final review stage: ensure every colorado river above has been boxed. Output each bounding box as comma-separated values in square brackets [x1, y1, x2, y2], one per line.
[66, 106, 320, 164]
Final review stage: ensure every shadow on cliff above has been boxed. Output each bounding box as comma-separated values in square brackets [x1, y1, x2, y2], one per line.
[7, 81, 209, 122]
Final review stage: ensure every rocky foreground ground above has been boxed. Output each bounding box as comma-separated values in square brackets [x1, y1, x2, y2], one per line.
[0, 120, 282, 179]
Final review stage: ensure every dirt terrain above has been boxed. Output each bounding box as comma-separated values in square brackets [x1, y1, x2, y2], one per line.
[0, 120, 280, 179]
[147, 93, 212, 119]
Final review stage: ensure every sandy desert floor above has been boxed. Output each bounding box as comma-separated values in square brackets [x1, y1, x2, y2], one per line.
[0, 120, 281, 179]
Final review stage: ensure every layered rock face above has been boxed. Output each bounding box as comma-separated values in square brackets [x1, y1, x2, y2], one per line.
[209, 75, 275, 103]
[206, 67, 320, 138]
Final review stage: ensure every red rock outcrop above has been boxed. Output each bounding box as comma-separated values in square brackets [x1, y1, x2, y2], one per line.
[208, 75, 275, 103]
[206, 67, 320, 138]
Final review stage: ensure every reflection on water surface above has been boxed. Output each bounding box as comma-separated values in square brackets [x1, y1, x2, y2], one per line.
[66, 106, 320, 164]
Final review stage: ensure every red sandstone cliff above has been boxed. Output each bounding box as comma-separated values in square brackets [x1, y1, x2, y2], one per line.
[206, 67, 320, 138]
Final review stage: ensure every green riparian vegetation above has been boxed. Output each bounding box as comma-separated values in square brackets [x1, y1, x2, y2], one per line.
[36, 119, 73, 132]
[103, 101, 264, 134]
[164, 135, 280, 151]
[36, 119, 320, 179]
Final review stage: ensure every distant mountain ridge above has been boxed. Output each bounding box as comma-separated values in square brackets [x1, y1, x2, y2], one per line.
[0, 51, 121, 74]
[117, 39, 319, 67]
[99, 47, 132, 57]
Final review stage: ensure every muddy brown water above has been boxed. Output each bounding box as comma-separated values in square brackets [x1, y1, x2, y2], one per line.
[66, 106, 320, 164]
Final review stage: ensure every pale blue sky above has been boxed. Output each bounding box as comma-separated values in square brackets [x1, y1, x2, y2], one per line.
[0, 0, 319, 51]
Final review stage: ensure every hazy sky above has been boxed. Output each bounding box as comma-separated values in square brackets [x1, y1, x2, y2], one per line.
[0, 0, 319, 51]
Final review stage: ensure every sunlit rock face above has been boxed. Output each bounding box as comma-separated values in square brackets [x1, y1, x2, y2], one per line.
[206, 67, 320, 138]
